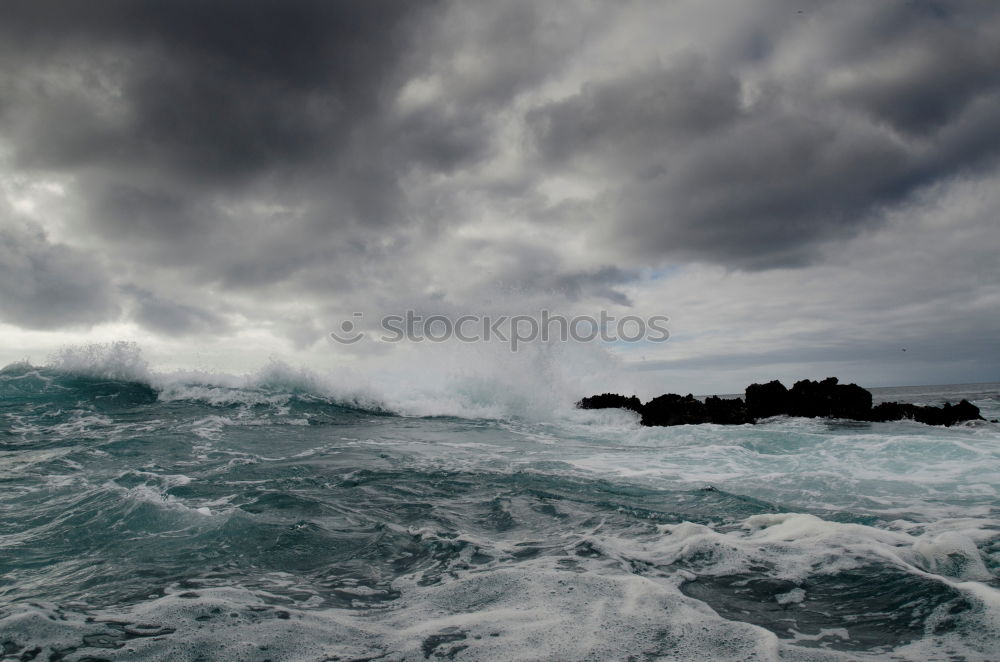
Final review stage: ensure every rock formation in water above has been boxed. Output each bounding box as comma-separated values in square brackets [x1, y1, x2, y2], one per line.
[578, 377, 983, 427]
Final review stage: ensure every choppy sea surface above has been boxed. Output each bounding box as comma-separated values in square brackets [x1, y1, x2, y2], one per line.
[1, 351, 999, 661]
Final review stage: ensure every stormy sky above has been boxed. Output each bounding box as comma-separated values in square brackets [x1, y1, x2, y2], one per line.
[1, 0, 998, 394]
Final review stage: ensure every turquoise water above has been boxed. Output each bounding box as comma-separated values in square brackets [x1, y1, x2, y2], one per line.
[1, 358, 999, 661]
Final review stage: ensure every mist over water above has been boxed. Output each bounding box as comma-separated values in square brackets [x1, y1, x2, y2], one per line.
[1, 344, 999, 661]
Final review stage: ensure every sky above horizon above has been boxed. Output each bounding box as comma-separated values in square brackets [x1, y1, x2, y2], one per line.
[1, 0, 999, 396]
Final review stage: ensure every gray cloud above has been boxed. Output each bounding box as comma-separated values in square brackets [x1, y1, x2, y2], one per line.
[526, 3, 1000, 268]
[0, 0, 997, 390]
[0, 0, 444, 288]
[0, 1, 433, 172]
[125, 287, 232, 337]
[0, 212, 119, 329]
[792, 1, 1000, 136]
[528, 57, 743, 164]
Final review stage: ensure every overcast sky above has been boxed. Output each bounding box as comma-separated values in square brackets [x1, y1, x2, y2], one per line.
[1, 0, 998, 395]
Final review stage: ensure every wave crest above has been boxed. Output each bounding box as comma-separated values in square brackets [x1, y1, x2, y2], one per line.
[48, 341, 151, 383]
[4, 339, 630, 422]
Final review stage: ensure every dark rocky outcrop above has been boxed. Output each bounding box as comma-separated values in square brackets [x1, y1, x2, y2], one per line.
[581, 392, 751, 426]
[578, 377, 984, 428]
[745, 380, 789, 420]
[866, 398, 983, 426]
[578, 393, 643, 414]
[704, 396, 750, 425]
[786, 377, 872, 420]
[641, 393, 707, 427]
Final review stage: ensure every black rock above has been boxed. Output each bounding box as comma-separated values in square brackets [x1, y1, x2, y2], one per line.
[867, 398, 983, 426]
[577, 378, 983, 428]
[867, 401, 916, 422]
[704, 396, 751, 425]
[745, 380, 789, 420]
[641, 393, 707, 426]
[945, 399, 984, 425]
[786, 377, 873, 420]
[577, 393, 642, 414]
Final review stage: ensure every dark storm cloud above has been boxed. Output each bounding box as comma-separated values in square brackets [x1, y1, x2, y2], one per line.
[527, 1, 1000, 268]
[0, 0, 447, 278]
[393, 106, 496, 174]
[801, 0, 1000, 135]
[0, 213, 120, 329]
[0, 0, 433, 176]
[124, 287, 232, 337]
[0, 0, 501, 340]
[0, 0, 999, 362]
[607, 110, 919, 268]
[0, 0, 587, 313]
[528, 57, 743, 163]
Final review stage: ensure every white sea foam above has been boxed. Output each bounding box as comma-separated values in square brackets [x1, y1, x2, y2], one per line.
[2, 534, 997, 662]
[47, 341, 152, 383]
[32, 340, 630, 423]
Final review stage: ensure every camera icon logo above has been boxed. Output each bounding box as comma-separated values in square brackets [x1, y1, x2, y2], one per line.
[329, 312, 364, 344]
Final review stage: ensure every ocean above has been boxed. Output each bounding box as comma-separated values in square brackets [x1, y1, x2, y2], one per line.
[1, 351, 998, 661]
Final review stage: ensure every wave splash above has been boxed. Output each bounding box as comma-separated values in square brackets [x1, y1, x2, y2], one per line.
[2, 340, 629, 422]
